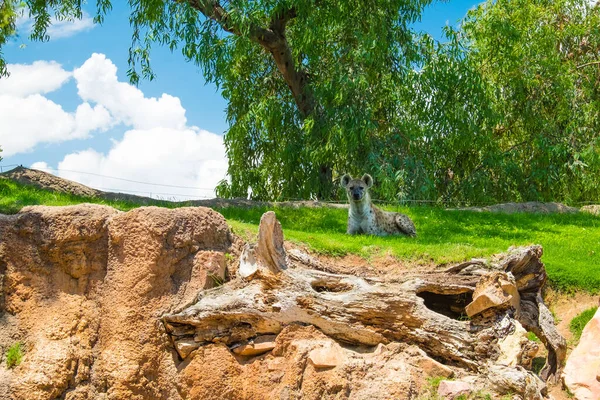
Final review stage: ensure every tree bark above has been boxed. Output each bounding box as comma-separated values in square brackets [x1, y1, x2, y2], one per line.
[162, 212, 565, 399]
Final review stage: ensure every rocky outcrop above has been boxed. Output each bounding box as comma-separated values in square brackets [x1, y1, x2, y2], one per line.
[0, 204, 564, 399]
[563, 305, 600, 400]
[452, 202, 579, 214]
[164, 215, 563, 398]
[581, 204, 600, 216]
[0, 204, 232, 400]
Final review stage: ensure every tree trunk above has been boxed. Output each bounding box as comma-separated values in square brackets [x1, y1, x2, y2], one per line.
[162, 212, 565, 399]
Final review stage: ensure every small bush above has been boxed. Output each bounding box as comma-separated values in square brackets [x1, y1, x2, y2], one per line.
[569, 306, 598, 342]
[5, 342, 23, 368]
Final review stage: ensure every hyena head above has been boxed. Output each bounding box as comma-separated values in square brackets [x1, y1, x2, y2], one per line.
[341, 173, 373, 202]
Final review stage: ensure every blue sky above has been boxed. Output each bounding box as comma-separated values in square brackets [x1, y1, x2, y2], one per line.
[0, 0, 478, 199]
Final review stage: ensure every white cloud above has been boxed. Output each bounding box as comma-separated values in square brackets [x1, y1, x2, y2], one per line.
[30, 161, 51, 173]
[47, 13, 95, 39]
[55, 128, 227, 199]
[17, 10, 95, 40]
[0, 94, 112, 156]
[74, 53, 187, 130]
[0, 61, 71, 97]
[0, 59, 113, 156]
[21, 53, 228, 200]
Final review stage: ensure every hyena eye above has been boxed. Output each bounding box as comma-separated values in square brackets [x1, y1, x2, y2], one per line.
[349, 186, 355, 190]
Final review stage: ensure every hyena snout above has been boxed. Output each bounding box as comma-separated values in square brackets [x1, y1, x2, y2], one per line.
[350, 187, 365, 201]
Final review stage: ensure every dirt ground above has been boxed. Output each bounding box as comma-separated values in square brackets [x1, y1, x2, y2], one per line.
[544, 291, 599, 399]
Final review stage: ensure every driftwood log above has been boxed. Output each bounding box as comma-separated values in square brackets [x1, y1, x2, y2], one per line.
[162, 212, 565, 398]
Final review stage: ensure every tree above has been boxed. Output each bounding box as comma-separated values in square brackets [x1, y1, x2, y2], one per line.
[390, 0, 600, 205]
[2, 0, 598, 204]
[0, 0, 434, 200]
[459, 0, 600, 203]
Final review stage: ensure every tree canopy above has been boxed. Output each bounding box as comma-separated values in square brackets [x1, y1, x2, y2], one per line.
[1, 0, 599, 204]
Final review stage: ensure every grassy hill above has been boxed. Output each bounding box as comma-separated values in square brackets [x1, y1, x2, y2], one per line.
[2, 175, 599, 293]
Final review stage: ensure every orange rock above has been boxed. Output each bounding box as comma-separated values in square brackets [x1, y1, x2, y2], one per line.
[307, 340, 345, 368]
[465, 272, 520, 317]
[232, 335, 277, 356]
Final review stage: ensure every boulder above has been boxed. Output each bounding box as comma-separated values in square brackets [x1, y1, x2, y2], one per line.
[437, 380, 472, 399]
[307, 340, 345, 368]
[563, 306, 600, 400]
[232, 335, 277, 356]
[465, 271, 520, 317]
[0, 205, 233, 400]
[581, 205, 600, 216]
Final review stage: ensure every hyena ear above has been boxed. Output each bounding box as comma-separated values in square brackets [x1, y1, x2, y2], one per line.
[341, 174, 352, 188]
[361, 174, 373, 188]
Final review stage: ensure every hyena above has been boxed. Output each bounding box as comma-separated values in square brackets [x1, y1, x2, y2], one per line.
[341, 174, 416, 237]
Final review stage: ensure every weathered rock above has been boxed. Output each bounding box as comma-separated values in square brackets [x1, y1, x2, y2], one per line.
[0, 206, 565, 400]
[437, 380, 472, 399]
[175, 339, 201, 359]
[164, 215, 563, 399]
[307, 340, 345, 368]
[454, 202, 579, 214]
[0, 205, 233, 400]
[563, 306, 600, 400]
[581, 204, 600, 216]
[497, 318, 539, 369]
[256, 211, 287, 273]
[238, 211, 287, 280]
[485, 365, 546, 400]
[406, 346, 454, 378]
[490, 246, 566, 383]
[232, 335, 277, 356]
[465, 271, 520, 317]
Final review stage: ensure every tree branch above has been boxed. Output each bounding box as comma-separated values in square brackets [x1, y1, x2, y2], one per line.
[183, 0, 314, 117]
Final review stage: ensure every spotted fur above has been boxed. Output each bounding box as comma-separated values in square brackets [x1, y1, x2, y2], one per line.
[341, 173, 416, 237]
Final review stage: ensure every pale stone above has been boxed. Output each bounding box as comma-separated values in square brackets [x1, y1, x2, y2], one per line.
[497, 319, 538, 368]
[437, 380, 472, 399]
[466, 272, 520, 317]
[238, 243, 259, 279]
[581, 205, 600, 216]
[486, 365, 546, 400]
[308, 341, 345, 368]
[563, 307, 600, 400]
[256, 211, 287, 273]
[175, 338, 201, 359]
[238, 211, 287, 279]
[267, 357, 286, 371]
[406, 345, 454, 378]
[232, 335, 277, 356]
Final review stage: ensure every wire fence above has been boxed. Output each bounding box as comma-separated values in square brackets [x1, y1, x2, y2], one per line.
[0, 164, 19, 173]
[0, 163, 598, 207]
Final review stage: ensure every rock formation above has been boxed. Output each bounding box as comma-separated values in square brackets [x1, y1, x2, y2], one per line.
[0, 205, 565, 399]
[563, 304, 600, 400]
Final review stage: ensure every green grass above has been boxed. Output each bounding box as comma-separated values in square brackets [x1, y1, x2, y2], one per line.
[219, 204, 600, 293]
[0, 177, 176, 213]
[2, 177, 600, 293]
[526, 331, 540, 343]
[569, 306, 599, 342]
[5, 342, 23, 369]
